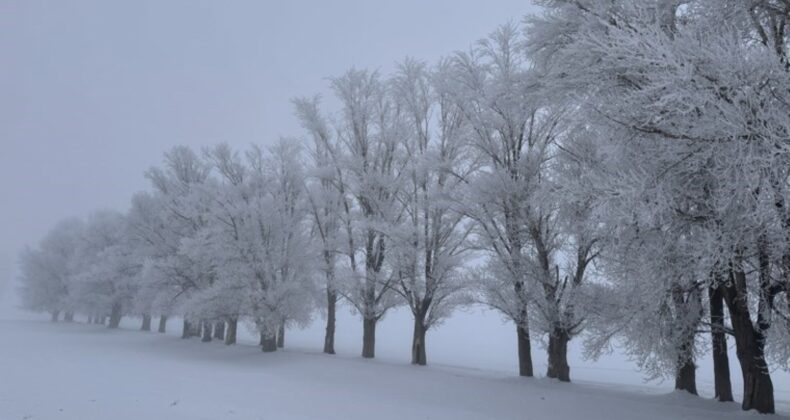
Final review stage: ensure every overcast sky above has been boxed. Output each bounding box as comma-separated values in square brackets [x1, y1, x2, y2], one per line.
[0, 1, 538, 308]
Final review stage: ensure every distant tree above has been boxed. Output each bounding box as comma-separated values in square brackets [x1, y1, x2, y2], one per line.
[127, 191, 177, 334]
[71, 210, 141, 329]
[19, 218, 84, 322]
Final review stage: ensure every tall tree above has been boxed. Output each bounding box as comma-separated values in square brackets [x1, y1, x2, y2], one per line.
[294, 97, 345, 355]
[143, 146, 213, 339]
[528, 0, 790, 411]
[328, 69, 405, 358]
[449, 24, 556, 377]
[389, 58, 475, 365]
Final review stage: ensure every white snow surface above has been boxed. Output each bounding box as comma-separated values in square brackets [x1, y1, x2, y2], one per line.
[2, 311, 790, 420]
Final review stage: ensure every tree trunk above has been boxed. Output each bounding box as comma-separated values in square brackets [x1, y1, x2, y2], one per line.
[213, 321, 225, 340]
[324, 288, 337, 354]
[675, 357, 697, 395]
[100, 316, 107, 325]
[260, 331, 277, 352]
[546, 327, 571, 382]
[201, 320, 212, 342]
[277, 322, 285, 348]
[50, 311, 60, 322]
[182, 319, 194, 339]
[516, 324, 534, 377]
[225, 318, 237, 345]
[141, 314, 152, 331]
[158, 316, 167, 333]
[671, 286, 699, 396]
[723, 268, 775, 413]
[709, 284, 733, 402]
[87, 316, 94, 324]
[107, 303, 122, 329]
[411, 313, 428, 366]
[362, 317, 376, 358]
[64, 312, 74, 322]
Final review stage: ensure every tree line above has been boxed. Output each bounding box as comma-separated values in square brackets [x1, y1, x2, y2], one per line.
[18, 1, 790, 414]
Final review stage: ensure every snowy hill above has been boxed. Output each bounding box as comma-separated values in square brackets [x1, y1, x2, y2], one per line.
[1, 318, 787, 420]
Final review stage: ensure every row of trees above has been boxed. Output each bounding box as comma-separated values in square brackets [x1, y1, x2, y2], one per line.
[19, 0, 790, 414]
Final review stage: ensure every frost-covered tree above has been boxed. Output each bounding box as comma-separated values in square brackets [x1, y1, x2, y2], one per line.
[127, 191, 179, 333]
[532, 125, 600, 383]
[19, 212, 143, 329]
[193, 141, 317, 352]
[143, 146, 213, 338]
[528, 0, 790, 412]
[19, 218, 84, 322]
[388, 58, 475, 365]
[294, 96, 347, 355]
[71, 210, 141, 329]
[175, 144, 252, 345]
[321, 69, 405, 359]
[242, 141, 317, 351]
[447, 24, 564, 377]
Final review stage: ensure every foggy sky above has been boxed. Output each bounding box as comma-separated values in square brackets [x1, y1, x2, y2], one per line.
[0, 1, 538, 309]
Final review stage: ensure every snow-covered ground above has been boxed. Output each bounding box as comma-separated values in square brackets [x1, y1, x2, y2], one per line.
[2, 312, 789, 420]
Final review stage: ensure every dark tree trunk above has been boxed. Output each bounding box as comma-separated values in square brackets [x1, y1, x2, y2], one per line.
[64, 312, 74, 322]
[546, 327, 571, 382]
[213, 321, 225, 340]
[723, 267, 775, 413]
[324, 288, 337, 354]
[107, 304, 122, 329]
[224, 318, 237, 345]
[201, 320, 212, 342]
[516, 324, 534, 377]
[671, 285, 699, 395]
[277, 322, 285, 348]
[158, 316, 167, 333]
[141, 314, 152, 331]
[50, 311, 60, 322]
[709, 284, 733, 402]
[362, 317, 376, 358]
[260, 331, 277, 352]
[411, 312, 427, 366]
[182, 319, 194, 339]
[87, 316, 94, 324]
[675, 357, 698, 395]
